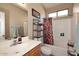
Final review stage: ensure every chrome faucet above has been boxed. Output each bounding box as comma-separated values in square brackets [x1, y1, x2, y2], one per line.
[10, 37, 22, 47]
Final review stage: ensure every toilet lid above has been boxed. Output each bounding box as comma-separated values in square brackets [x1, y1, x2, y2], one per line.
[41, 46, 52, 55]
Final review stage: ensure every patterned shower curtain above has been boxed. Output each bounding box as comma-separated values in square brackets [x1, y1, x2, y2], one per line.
[43, 18, 54, 45]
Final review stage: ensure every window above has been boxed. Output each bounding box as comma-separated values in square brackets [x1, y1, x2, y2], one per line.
[48, 9, 69, 18]
[48, 12, 57, 18]
[0, 12, 5, 37]
[58, 9, 68, 17]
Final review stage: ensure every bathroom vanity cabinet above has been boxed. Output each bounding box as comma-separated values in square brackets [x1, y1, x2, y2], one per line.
[23, 44, 41, 56]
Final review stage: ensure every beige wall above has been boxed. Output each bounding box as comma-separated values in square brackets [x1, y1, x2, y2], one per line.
[0, 3, 28, 39]
[46, 3, 73, 17]
[27, 3, 46, 39]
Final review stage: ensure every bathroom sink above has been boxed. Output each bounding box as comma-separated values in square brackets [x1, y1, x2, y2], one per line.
[0, 46, 20, 56]
[0, 36, 41, 56]
[0, 39, 29, 56]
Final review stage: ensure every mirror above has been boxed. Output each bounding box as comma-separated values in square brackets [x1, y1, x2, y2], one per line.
[0, 3, 28, 41]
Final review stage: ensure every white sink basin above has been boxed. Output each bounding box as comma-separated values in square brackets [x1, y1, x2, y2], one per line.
[0, 45, 20, 56]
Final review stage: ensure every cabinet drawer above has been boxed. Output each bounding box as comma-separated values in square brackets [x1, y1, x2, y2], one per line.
[23, 44, 41, 56]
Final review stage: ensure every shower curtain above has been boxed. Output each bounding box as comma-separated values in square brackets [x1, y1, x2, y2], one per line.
[43, 18, 54, 45]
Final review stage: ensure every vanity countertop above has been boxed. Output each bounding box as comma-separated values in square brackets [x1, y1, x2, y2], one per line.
[0, 37, 41, 56]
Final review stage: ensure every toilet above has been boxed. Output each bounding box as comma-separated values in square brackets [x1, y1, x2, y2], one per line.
[41, 45, 53, 56]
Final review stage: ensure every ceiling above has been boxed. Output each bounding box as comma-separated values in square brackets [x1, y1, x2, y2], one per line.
[13, 3, 65, 11]
[42, 3, 63, 9]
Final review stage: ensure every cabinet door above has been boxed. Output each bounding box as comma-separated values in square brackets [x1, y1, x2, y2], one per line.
[23, 44, 41, 56]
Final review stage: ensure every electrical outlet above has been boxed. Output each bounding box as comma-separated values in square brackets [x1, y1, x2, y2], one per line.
[60, 33, 64, 36]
